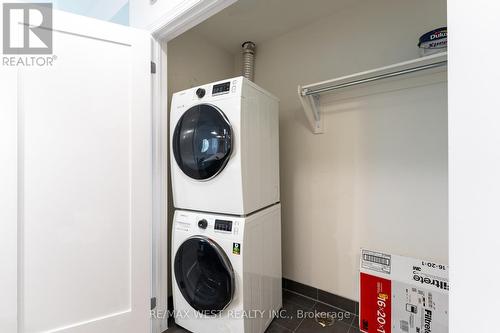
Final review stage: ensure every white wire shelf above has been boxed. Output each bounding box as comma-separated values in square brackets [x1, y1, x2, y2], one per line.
[298, 52, 448, 134]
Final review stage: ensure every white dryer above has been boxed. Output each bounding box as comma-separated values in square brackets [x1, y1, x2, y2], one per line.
[170, 77, 280, 215]
[172, 204, 282, 333]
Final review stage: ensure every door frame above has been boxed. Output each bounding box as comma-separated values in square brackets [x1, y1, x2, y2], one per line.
[149, 1, 238, 332]
[150, 38, 169, 333]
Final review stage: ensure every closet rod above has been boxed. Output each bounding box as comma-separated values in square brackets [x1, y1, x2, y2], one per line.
[302, 60, 447, 96]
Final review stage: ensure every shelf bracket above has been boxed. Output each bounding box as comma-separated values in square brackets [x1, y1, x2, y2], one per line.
[298, 86, 323, 134]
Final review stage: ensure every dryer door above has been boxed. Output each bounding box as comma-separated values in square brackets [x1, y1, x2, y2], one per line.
[172, 104, 232, 180]
[174, 236, 235, 314]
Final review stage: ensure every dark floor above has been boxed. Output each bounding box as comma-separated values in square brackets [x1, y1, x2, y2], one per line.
[164, 290, 361, 333]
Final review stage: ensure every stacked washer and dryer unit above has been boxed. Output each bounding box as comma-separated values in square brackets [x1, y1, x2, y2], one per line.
[170, 76, 282, 333]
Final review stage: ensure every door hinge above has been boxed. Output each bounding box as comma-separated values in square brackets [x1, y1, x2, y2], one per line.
[151, 297, 157, 310]
[151, 61, 156, 74]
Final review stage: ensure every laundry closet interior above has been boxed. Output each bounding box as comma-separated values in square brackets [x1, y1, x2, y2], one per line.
[163, 0, 447, 332]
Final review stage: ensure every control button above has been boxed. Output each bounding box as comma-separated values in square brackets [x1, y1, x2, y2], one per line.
[198, 219, 208, 229]
[196, 88, 206, 98]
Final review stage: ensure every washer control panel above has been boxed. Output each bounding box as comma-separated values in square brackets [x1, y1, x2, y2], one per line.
[174, 211, 242, 238]
[214, 219, 232, 232]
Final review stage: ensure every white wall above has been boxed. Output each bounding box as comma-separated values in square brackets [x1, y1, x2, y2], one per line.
[448, 1, 500, 332]
[130, 0, 188, 29]
[130, 0, 237, 32]
[167, 29, 235, 96]
[165, 29, 235, 295]
[249, 0, 448, 301]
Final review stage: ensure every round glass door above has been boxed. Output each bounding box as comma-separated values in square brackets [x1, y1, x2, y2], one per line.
[172, 104, 232, 180]
[174, 236, 235, 315]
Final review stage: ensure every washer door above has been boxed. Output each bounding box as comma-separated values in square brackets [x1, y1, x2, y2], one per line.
[174, 236, 235, 315]
[172, 104, 232, 180]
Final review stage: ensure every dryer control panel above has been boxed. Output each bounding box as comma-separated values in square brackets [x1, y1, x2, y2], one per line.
[212, 82, 231, 95]
[214, 219, 232, 232]
[172, 77, 243, 104]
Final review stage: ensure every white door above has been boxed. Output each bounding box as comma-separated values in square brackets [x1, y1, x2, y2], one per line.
[0, 9, 152, 333]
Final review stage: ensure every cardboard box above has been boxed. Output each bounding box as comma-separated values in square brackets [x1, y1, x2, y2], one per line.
[359, 249, 448, 333]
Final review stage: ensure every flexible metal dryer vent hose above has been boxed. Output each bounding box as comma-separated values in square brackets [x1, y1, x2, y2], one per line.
[242, 41, 256, 81]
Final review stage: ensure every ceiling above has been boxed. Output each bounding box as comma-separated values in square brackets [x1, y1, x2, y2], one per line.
[188, 0, 362, 54]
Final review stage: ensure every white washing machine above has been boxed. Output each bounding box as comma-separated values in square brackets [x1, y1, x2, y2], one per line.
[170, 77, 280, 215]
[172, 204, 282, 333]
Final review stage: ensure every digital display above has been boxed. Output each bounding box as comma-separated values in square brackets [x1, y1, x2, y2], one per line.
[214, 219, 233, 232]
[212, 82, 230, 95]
